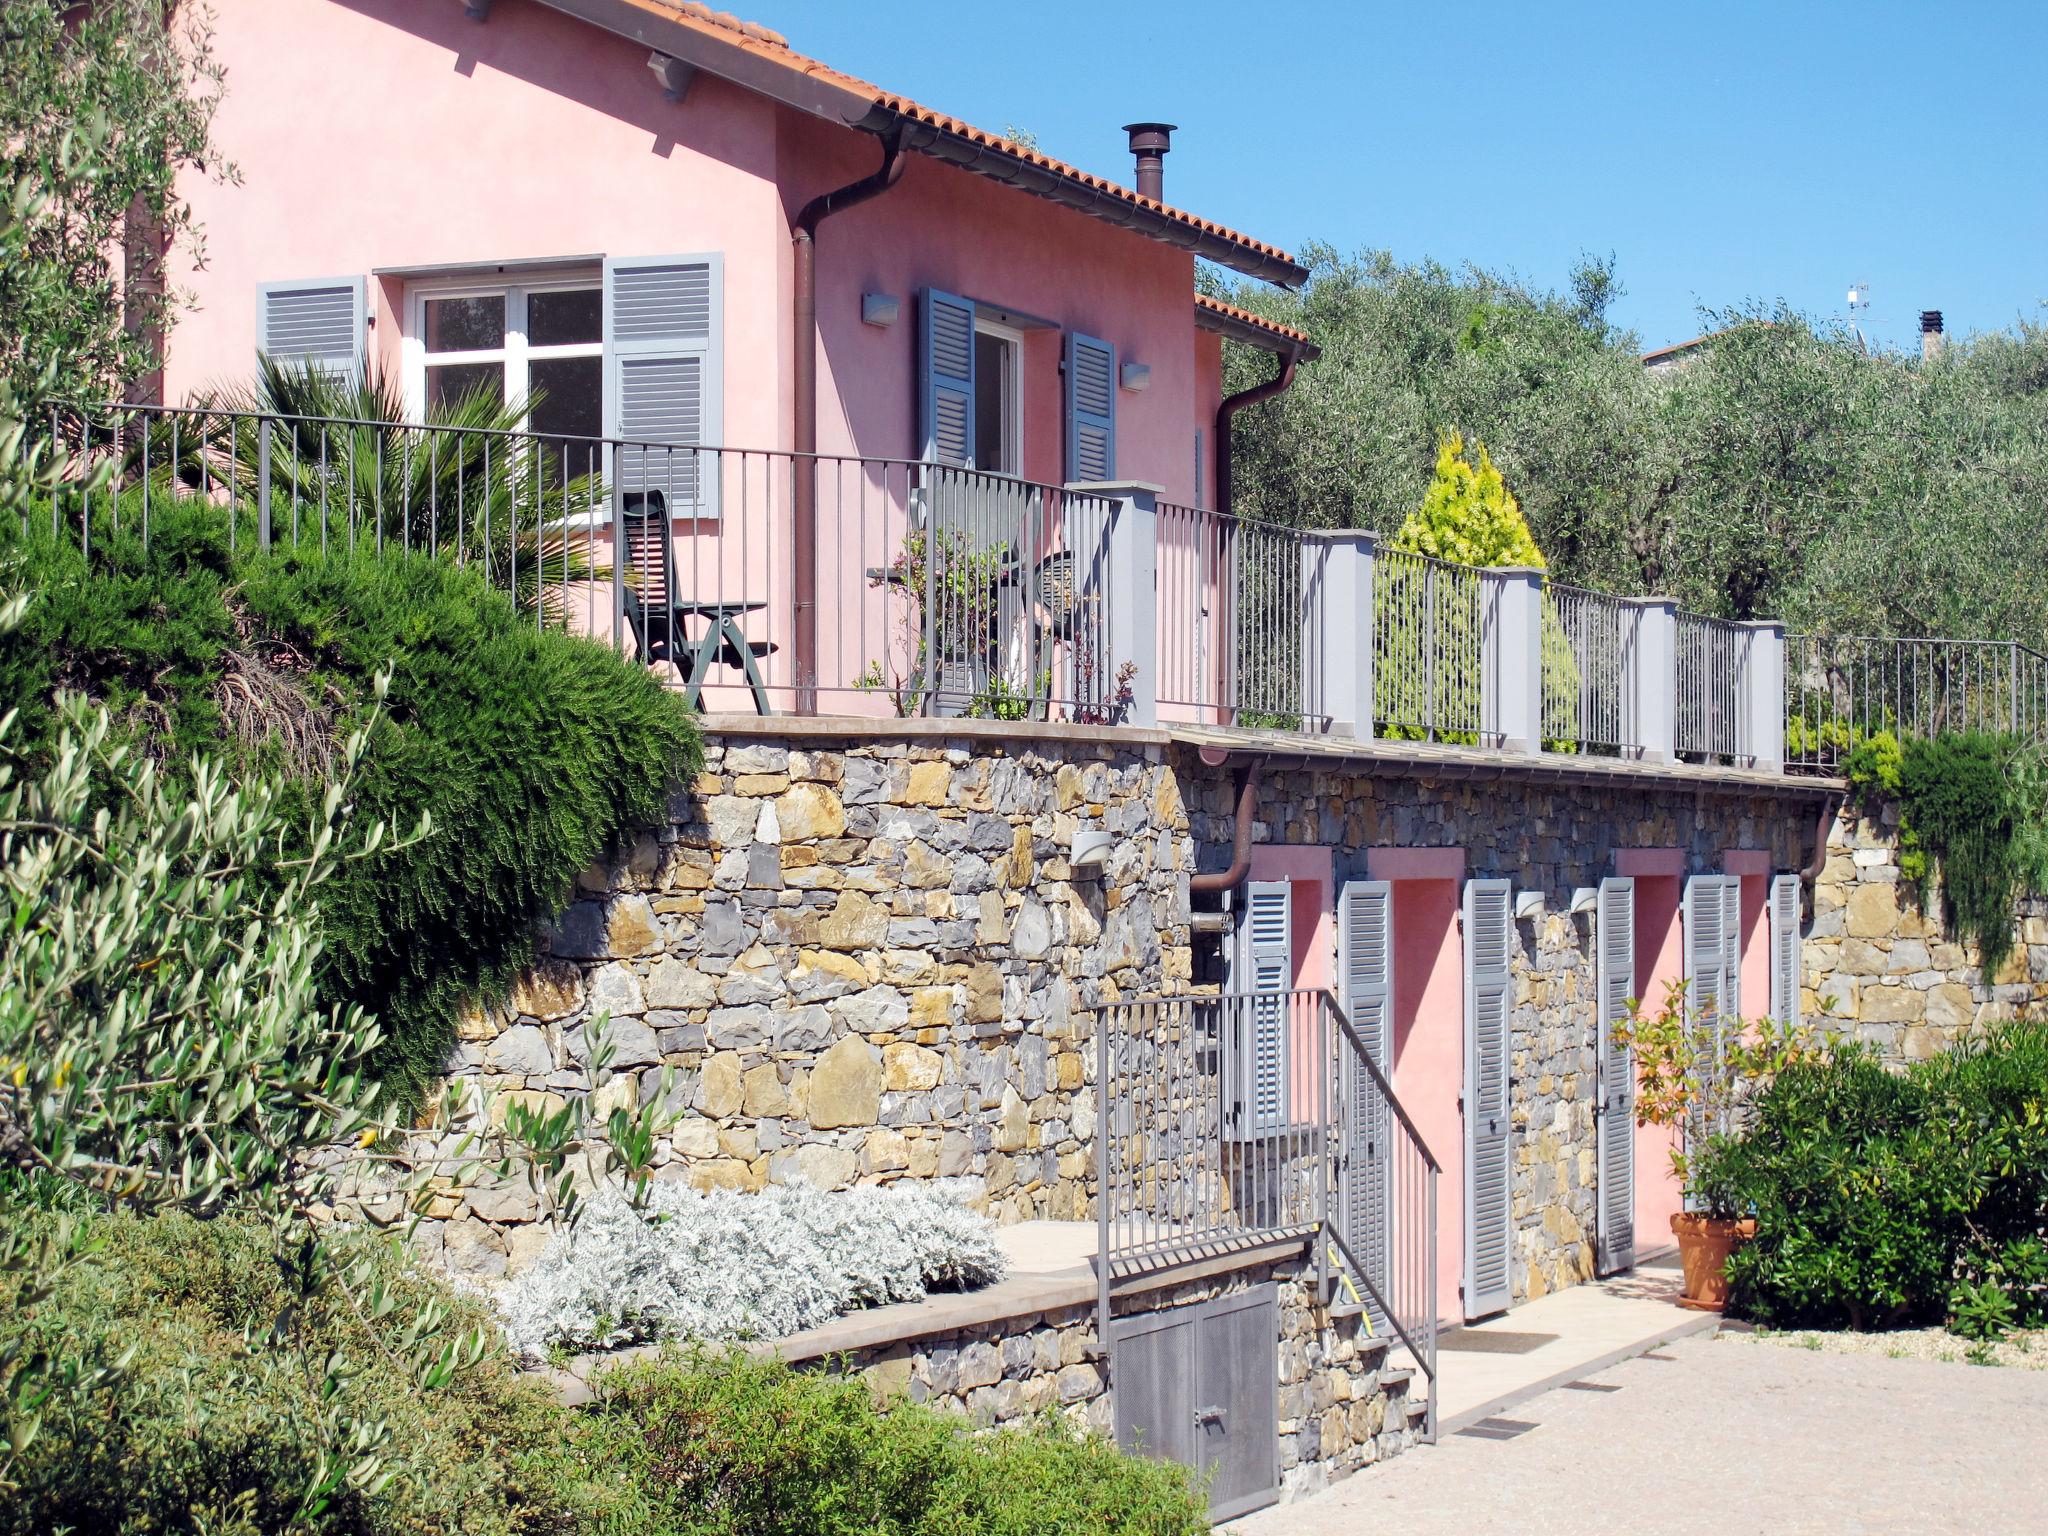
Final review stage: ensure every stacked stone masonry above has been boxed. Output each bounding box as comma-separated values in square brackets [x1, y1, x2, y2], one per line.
[429, 732, 1191, 1278]
[542, 1244, 1413, 1504]
[429, 728, 2035, 1308]
[1803, 804, 2048, 1059]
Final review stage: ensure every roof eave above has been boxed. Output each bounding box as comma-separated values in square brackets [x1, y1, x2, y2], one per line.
[900, 120, 1306, 287]
[1194, 302, 1321, 360]
[533, 0, 1307, 288]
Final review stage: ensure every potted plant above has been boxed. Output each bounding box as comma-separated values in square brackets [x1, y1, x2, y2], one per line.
[1608, 980, 1820, 1311]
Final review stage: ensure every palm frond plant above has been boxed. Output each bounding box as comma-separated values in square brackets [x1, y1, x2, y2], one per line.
[181, 356, 612, 621]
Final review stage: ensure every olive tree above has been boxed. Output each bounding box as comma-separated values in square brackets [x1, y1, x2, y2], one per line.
[0, 0, 235, 409]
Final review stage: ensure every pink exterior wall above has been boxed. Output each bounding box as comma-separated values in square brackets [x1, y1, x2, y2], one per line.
[169, 0, 786, 444]
[1725, 851, 1773, 1021]
[168, 0, 1211, 501]
[1366, 848, 1466, 1324]
[1630, 867, 1686, 1248]
[166, 0, 1229, 716]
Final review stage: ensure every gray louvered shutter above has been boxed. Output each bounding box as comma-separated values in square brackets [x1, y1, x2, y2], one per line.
[1064, 331, 1116, 482]
[1463, 878, 1513, 1319]
[1595, 876, 1637, 1276]
[1337, 880, 1394, 1325]
[1721, 876, 1744, 1026]
[1683, 874, 1730, 1144]
[605, 254, 720, 518]
[1226, 880, 1292, 1139]
[1770, 873, 1802, 1029]
[256, 278, 364, 378]
[919, 289, 976, 468]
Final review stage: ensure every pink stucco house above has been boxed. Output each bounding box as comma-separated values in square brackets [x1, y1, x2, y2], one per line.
[95, 3, 1864, 1506]
[159, 0, 1319, 720]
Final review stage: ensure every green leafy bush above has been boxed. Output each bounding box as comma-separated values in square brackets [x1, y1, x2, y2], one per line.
[0, 1205, 574, 1536]
[0, 496, 701, 1102]
[1700, 1025, 2048, 1333]
[1844, 729, 2043, 978]
[563, 1348, 1210, 1536]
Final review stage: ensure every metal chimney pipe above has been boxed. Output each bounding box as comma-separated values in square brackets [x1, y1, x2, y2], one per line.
[1122, 122, 1176, 201]
[1919, 309, 1945, 361]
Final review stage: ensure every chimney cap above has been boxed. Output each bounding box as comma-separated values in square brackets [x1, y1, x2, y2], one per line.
[1122, 122, 1177, 150]
[1920, 309, 1945, 333]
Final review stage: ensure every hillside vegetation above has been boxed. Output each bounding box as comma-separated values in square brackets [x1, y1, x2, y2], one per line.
[1214, 247, 2048, 649]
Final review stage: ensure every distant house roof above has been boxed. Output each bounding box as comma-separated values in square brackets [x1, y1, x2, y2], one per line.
[1641, 322, 1770, 371]
[1194, 293, 1320, 358]
[532, 0, 1308, 287]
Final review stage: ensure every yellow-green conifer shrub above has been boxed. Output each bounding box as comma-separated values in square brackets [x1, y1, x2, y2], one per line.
[1390, 432, 1545, 568]
[1379, 434, 1583, 746]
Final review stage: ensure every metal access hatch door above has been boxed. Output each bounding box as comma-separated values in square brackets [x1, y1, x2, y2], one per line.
[1112, 1283, 1280, 1520]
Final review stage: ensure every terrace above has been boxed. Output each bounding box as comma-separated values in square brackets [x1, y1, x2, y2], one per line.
[42, 402, 2048, 778]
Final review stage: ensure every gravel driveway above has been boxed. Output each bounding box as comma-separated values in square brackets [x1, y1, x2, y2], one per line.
[1232, 1329, 2048, 1535]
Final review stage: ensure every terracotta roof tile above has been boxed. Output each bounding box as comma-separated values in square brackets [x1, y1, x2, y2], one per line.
[627, 0, 1300, 275]
[1194, 293, 1315, 349]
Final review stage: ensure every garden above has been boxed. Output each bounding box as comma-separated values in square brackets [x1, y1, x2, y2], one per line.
[1616, 988, 2048, 1360]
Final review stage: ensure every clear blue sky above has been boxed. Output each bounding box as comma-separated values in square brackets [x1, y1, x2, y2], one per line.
[753, 0, 2047, 354]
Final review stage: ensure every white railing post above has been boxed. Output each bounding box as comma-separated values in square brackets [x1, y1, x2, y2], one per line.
[1742, 620, 1785, 773]
[1070, 479, 1159, 728]
[1301, 529, 1375, 739]
[1627, 597, 1678, 763]
[1483, 566, 1545, 754]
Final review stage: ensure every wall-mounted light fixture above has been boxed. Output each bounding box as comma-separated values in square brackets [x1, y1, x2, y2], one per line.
[1514, 889, 1546, 921]
[646, 51, 696, 100]
[1070, 828, 1115, 880]
[1119, 361, 1152, 392]
[1568, 886, 1598, 916]
[862, 292, 901, 328]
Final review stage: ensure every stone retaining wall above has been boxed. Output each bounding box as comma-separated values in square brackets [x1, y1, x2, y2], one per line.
[420, 726, 2038, 1310]
[544, 1243, 1413, 1507]
[426, 729, 1191, 1278]
[1804, 803, 2048, 1059]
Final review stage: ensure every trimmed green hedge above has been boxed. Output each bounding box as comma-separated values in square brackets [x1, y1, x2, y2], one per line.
[554, 1348, 1210, 1536]
[1700, 1025, 2048, 1333]
[0, 497, 701, 1103]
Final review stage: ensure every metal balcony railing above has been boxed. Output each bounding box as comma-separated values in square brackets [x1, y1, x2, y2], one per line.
[34, 402, 1129, 723]
[1785, 634, 2048, 771]
[1155, 500, 1330, 731]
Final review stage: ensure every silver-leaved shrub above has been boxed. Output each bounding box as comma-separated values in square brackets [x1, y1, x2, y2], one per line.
[495, 1178, 1007, 1359]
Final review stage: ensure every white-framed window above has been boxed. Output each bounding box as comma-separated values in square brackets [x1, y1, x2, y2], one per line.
[402, 271, 604, 461]
[972, 316, 1023, 476]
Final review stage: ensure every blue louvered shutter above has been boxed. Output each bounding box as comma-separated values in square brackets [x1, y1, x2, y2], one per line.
[256, 278, 364, 379]
[1595, 876, 1637, 1276]
[1337, 879, 1394, 1326]
[1463, 877, 1513, 1320]
[919, 289, 976, 467]
[604, 254, 721, 519]
[1064, 331, 1116, 482]
[1226, 880, 1292, 1139]
[1770, 873, 1802, 1029]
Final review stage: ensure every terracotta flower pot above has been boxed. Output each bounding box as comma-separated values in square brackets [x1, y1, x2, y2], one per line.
[1670, 1213, 1756, 1312]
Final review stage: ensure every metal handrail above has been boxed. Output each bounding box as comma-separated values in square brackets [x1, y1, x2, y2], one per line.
[1094, 987, 1439, 1443]
[1323, 989, 1439, 1443]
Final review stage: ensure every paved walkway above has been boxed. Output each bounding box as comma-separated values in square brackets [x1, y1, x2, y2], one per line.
[1235, 1329, 2048, 1534]
[1421, 1252, 1714, 1429]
